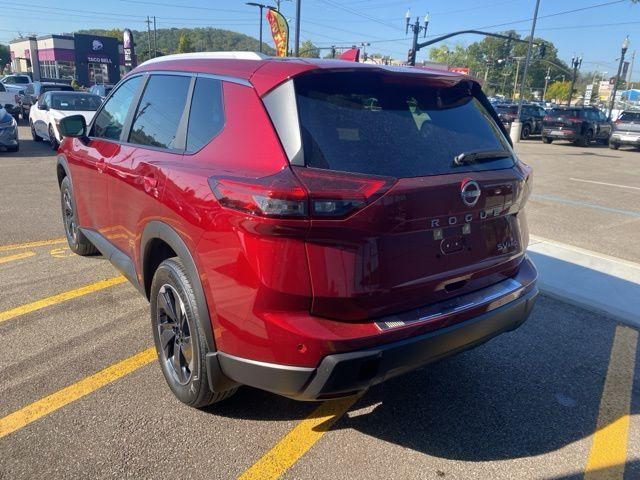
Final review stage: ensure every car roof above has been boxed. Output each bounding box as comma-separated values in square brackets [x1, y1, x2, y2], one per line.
[132, 52, 477, 96]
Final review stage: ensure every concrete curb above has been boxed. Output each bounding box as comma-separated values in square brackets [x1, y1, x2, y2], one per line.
[527, 236, 640, 328]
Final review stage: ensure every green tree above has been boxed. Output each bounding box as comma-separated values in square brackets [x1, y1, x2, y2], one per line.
[0, 43, 10, 71]
[177, 33, 195, 53]
[545, 81, 570, 102]
[299, 40, 319, 58]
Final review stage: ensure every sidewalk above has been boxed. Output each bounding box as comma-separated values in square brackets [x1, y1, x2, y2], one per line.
[527, 236, 640, 327]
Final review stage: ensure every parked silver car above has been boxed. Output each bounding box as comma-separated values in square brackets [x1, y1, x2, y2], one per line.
[609, 110, 640, 150]
[0, 107, 19, 152]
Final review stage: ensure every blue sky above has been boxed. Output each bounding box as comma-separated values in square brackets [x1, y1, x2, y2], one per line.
[1, 0, 638, 80]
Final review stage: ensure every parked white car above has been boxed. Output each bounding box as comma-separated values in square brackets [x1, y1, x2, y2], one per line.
[29, 91, 102, 150]
[0, 82, 19, 117]
[1, 74, 32, 94]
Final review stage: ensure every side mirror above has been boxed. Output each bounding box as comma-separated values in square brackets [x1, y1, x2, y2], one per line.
[37, 103, 48, 110]
[58, 114, 87, 138]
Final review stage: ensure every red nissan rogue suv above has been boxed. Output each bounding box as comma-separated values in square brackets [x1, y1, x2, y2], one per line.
[56, 52, 537, 407]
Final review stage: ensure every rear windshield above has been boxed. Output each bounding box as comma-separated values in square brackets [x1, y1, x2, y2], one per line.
[548, 108, 580, 117]
[51, 93, 102, 111]
[619, 112, 640, 122]
[42, 85, 74, 94]
[294, 71, 513, 178]
[495, 105, 518, 113]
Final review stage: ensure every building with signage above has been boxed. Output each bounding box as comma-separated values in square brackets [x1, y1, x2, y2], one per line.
[9, 33, 134, 87]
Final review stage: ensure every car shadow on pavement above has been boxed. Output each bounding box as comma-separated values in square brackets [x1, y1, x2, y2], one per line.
[207, 295, 639, 466]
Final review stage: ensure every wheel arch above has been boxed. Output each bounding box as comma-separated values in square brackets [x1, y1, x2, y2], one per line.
[56, 154, 71, 188]
[140, 221, 216, 353]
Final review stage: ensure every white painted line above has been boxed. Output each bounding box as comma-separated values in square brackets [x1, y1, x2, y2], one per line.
[569, 178, 640, 192]
[527, 237, 640, 327]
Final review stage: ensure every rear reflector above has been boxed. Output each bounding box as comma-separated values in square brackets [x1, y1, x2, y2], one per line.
[209, 167, 395, 219]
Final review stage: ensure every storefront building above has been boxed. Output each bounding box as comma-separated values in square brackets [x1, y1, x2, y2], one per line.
[9, 33, 131, 86]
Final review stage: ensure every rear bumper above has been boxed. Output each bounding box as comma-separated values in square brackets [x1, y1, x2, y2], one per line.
[610, 133, 640, 145]
[208, 260, 538, 400]
[542, 128, 578, 140]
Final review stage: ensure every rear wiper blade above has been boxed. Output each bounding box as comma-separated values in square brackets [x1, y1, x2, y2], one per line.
[452, 149, 511, 166]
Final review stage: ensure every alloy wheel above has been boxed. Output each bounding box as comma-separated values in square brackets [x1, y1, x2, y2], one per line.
[62, 189, 77, 244]
[156, 284, 194, 385]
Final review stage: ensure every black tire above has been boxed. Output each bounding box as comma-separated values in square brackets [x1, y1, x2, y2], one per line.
[577, 130, 593, 147]
[49, 125, 59, 151]
[7, 144, 19, 153]
[150, 257, 237, 408]
[542, 136, 553, 144]
[31, 121, 42, 142]
[609, 142, 620, 150]
[521, 124, 531, 140]
[20, 107, 27, 122]
[60, 176, 99, 256]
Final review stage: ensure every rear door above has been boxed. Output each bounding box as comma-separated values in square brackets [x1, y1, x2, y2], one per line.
[291, 70, 531, 320]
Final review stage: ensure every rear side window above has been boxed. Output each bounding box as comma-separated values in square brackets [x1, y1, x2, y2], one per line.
[92, 75, 142, 140]
[186, 77, 224, 152]
[295, 71, 512, 178]
[16, 76, 30, 84]
[129, 74, 191, 150]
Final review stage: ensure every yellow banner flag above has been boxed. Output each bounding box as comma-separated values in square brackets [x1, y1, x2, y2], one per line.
[266, 8, 289, 57]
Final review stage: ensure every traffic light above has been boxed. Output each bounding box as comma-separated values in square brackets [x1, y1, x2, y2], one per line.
[538, 43, 546, 58]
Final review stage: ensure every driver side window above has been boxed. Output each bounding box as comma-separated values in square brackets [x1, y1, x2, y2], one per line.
[91, 76, 142, 141]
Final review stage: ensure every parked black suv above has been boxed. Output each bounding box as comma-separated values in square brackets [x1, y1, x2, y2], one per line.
[495, 103, 546, 139]
[609, 110, 640, 150]
[18, 82, 74, 120]
[541, 106, 611, 146]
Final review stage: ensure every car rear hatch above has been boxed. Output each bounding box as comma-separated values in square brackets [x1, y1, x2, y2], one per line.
[263, 69, 532, 321]
[614, 112, 640, 133]
[544, 108, 581, 129]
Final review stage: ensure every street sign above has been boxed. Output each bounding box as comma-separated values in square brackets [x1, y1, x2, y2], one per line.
[584, 84, 593, 105]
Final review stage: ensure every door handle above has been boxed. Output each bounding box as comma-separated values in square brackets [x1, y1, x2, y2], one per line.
[96, 158, 106, 173]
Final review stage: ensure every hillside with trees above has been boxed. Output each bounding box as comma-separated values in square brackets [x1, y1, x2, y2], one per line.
[78, 27, 275, 62]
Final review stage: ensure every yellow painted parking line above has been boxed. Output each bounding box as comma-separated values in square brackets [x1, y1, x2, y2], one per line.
[585, 325, 638, 479]
[0, 348, 156, 439]
[238, 396, 359, 480]
[0, 276, 126, 324]
[0, 251, 36, 265]
[0, 237, 67, 253]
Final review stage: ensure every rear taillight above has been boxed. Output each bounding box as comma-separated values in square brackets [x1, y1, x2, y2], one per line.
[209, 167, 395, 219]
[208, 168, 307, 218]
[543, 115, 552, 121]
[293, 167, 395, 218]
[567, 117, 581, 124]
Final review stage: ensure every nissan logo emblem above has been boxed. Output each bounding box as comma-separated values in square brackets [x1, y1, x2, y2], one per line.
[461, 180, 481, 207]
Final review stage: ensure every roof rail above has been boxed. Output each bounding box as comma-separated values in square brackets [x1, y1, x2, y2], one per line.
[139, 51, 269, 67]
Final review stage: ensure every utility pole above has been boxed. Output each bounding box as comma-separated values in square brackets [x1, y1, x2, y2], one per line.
[405, 10, 429, 66]
[246, 3, 267, 53]
[145, 16, 152, 60]
[275, 0, 290, 10]
[626, 50, 635, 90]
[294, 0, 301, 56]
[511, 0, 540, 144]
[542, 66, 551, 101]
[512, 56, 524, 99]
[153, 16, 157, 58]
[567, 54, 582, 105]
[609, 36, 630, 120]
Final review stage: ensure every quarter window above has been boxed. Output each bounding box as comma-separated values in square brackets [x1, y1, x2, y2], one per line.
[186, 77, 224, 152]
[129, 75, 191, 150]
[92, 75, 142, 141]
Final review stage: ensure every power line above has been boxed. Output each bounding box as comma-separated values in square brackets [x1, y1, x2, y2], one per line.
[313, 0, 404, 31]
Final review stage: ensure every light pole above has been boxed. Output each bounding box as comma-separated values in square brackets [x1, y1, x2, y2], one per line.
[405, 10, 429, 66]
[293, 0, 301, 56]
[246, 2, 270, 53]
[608, 36, 630, 120]
[511, 0, 541, 144]
[542, 67, 551, 102]
[566, 54, 583, 105]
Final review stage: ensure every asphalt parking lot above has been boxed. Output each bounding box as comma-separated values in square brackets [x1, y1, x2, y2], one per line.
[1, 126, 639, 479]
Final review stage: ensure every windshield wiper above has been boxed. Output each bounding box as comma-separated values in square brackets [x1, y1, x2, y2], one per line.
[452, 149, 511, 167]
